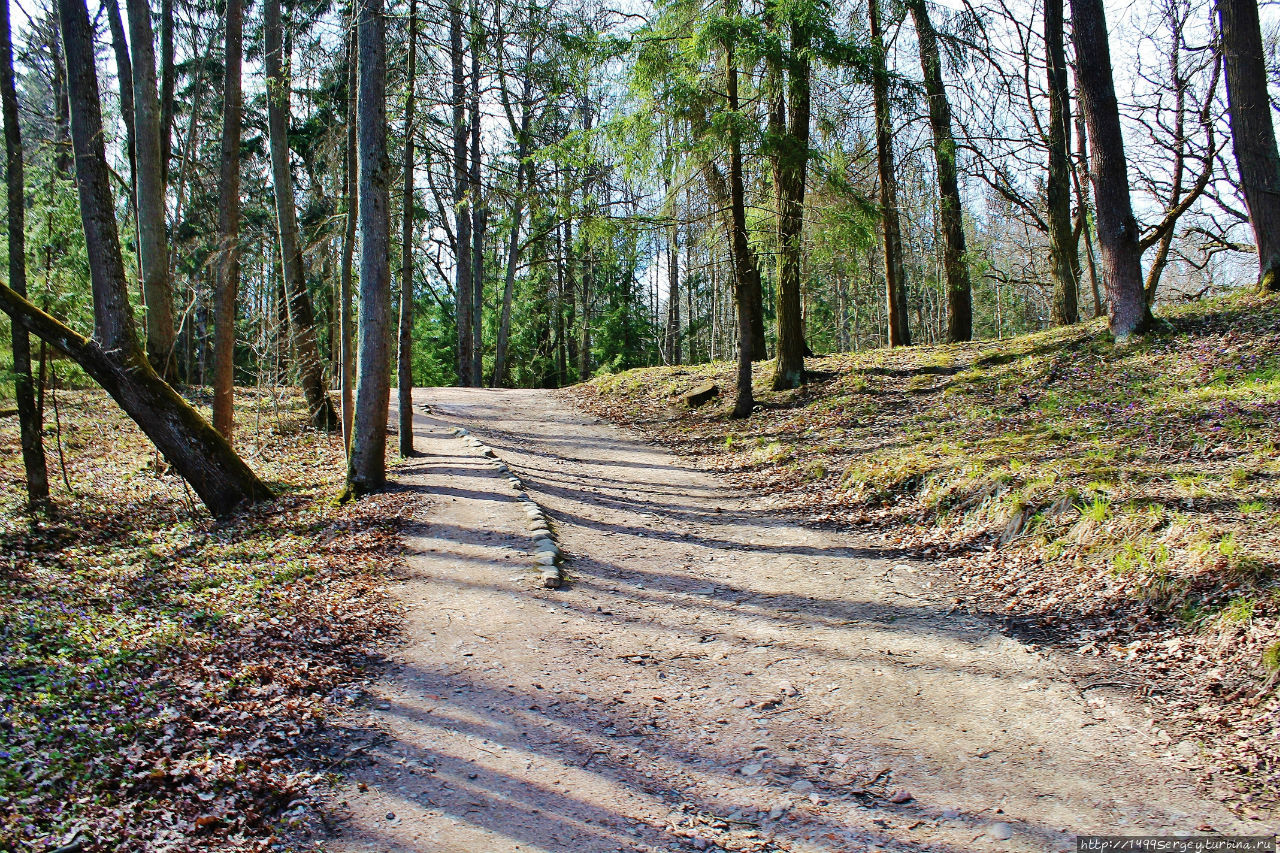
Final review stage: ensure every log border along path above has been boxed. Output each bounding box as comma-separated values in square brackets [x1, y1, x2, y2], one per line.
[317, 387, 1263, 853]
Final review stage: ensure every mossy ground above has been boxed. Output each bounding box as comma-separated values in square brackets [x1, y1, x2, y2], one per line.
[574, 291, 1280, 815]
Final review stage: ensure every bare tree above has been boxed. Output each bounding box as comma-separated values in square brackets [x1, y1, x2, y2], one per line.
[1045, 0, 1078, 324]
[1071, 0, 1151, 339]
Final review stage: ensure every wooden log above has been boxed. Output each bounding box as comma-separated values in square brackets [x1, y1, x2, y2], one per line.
[682, 381, 719, 408]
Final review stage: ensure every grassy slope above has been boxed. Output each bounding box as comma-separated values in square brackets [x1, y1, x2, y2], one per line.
[572, 291, 1280, 816]
[0, 389, 403, 851]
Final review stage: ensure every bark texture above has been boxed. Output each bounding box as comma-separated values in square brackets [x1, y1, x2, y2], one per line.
[1045, 0, 1079, 325]
[725, 24, 755, 419]
[212, 0, 243, 438]
[771, 15, 810, 390]
[450, 0, 474, 385]
[340, 23, 357, 447]
[124, 0, 176, 377]
[1071, 0, 1152, 339]
[909, 0, 973, 341]
[264, 0, 338, 431]
[398, 0, 417, 455]
[1218, 0, 1280, 293]
[344, 0, 392, 497]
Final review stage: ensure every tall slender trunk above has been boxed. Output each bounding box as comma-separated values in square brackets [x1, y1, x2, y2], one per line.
[125, 0, 175, 377]
[1070, 0, 1151, 339]
[450, 0, 473, 385]
[577, 101, 593, 380]
[701, 156, 766, 360]
[725, 16, 755, 418]
[28, 0, 271, 516]
[104, 0, 135, 207]
[212, 0, 243, 438]
[666, 213, 681, 365]
[2, 0, 49, 510]
[397, 0, 417, 455]
[50, 23, 71, 177]
[265, 0, 337, 430]
[159, 0, 174, 187]
[339, 20, 357, 447]
[492, 78, 532, 388]
[1074, 108, 1105, 317]
[1045, 0, 1079, 324]
[1218, 0, 1280, 292]
[870, 0, 910, 346]
[909, 0, 973, 341]
[344, 0, 391, 498]
[771, 14, 810, 389]
[469, 4, 484, 384]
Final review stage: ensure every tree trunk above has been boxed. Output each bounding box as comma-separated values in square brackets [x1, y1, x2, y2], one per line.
[1074, 108, 1105, 317]
[909, 0, 973, 341]
[124, 0, 176, 378]
[35, 0, 270, 517]
[1218, 0, 1280, 292]
[469, 4, 484, 385]
[212, 0, 243, 439]
[450, 0, 473, 385]
[158, 0, 174, 187]
[726, 22, 755, 418]
[264, 0, 338, 431]
[1045, 0, 1079, 325]
[701, 157, 767, 361]
[344, 0, 391, 498]
[397, 0, 417, 455]
[104, 0, 135, 207]
[1071, 0, 1151, 339]
[666, 214, 681, 365]
[770, 14, 810, 390]
[340, 20, 357, 447]
[492, 79, 532, 388]
[2, 0, 49, 510]
[871, 0, 911, 346]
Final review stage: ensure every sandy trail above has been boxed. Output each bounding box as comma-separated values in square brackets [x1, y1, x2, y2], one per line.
[320, 387, 1255, 852]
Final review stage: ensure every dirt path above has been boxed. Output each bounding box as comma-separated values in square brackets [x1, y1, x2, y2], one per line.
[319, 388, 1257, 853]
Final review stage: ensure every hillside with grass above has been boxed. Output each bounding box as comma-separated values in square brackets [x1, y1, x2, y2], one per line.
[572, 292, 1280, 816]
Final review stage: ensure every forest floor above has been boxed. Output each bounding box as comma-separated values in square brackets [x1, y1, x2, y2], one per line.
[312, 382, 1266, 853]
[0, 388, 407, 852]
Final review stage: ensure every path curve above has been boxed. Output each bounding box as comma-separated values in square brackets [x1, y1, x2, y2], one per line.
[321, 387, 1257, 853]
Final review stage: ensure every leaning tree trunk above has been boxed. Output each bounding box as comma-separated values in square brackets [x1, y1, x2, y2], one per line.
[771, 15, 810, 390]
[211, 0, 243, 439]
[449, 0, 473, 386]
[339, 19, 357, 447]
[397, 0, 417, 455]
[1045, 0, 1079, 325]
[124, 0, 176, 378]
[1071, 0, 1152, 339]
[725, 19, 755, 419]
[909, 0, 973, 341]
[1218, 0, 1280, 293]
[871, 0, 911, 346]
[343, 0, 391, 498]
[264, 0, 338, 431]
[31, 0, 271, 517]
[1, 0, 49, 510]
